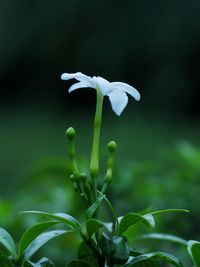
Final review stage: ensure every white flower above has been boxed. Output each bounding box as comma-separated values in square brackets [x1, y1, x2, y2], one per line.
[61, 72, 140, 116]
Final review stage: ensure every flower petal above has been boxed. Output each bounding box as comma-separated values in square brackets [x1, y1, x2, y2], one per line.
[108, 89, 128, 116]
[68, 81, 90, 93]
[61, 72, 93, 87]
[111, 82, 140, 101]
[93, 76, 113, 95]
[61, 72, 82, 81]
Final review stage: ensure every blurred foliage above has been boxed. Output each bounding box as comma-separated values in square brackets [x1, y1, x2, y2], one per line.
[113, 142, 200, 239]
[0, 141, 200, 265]
[0, 157, 83, 265]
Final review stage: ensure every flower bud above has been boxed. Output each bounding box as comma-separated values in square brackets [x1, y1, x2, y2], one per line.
[66, 127, 76, 140]
[108, 141, 117, 153]
[104, 141, 117, 186]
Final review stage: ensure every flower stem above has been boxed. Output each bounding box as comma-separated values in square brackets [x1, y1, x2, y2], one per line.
[90, 89, 104, 199]
[66, 127, 80, 178]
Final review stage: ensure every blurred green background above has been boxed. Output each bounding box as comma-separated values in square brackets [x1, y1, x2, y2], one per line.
[0, 0, 200, 265]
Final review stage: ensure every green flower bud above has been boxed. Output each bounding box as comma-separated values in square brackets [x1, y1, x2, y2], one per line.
[108, 141, 117, 153]
[104, 141, 117, 187]
[66, 127, 76, 140]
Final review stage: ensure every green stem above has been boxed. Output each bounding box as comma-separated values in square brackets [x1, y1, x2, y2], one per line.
[66, 127, 80, 178]
[90, 89, 104, 199]
[97, 190, 119, 235]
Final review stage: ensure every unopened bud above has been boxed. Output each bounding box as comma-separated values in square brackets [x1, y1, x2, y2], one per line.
[108, 141, 117, 153]
[66, 127, 76, 140]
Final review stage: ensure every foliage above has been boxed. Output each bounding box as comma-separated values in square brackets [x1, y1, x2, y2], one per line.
[0, 143, 200, 265]
[113, 142, 200, 238]
[0, 224, 67, 266]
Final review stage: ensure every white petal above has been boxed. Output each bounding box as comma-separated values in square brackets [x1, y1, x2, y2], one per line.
[61, 72, 82, 80]
[68, 81, 90, 93]
[108, 89, 128, 116]
[92, 76, 113, 95]
[111, 82, 140, 101]
[61, 72, 94, 87]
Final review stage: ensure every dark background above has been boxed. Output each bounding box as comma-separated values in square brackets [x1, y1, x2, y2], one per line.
[1, 0, 200, 115]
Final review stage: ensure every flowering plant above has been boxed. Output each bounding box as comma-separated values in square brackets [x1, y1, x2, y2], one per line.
[0, 72, 200, 267]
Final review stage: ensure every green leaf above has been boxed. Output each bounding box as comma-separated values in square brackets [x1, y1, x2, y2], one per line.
[139, 233, 187, 246]
[78, 242, 98, 267]
[127, 259, 159, 267]
[129, 248, 143, 257]
[24, 230, 68, 260]
[67, 260, 91, 267]
[143, 214, 155, 228]
[119, 213, 155, 235]
[99, 234, 114, 259]
[22, 211, 82, 233]
[0, 228, 17, 257]
[97, 191, 119, 234]
[86, 219, 105, 238]
[126, 252, 183, 267]
[119, 209, 188, 236]
[112, 236, 130, 264]
[187, 240, 200, 266]
[86, 195, 104, 219]
[149, 209, 189, 216]
[36, 257, 55, 267]
[19, 221, 59, 257]
[24, 258, 55, 267]
[99, 234, 129, 265]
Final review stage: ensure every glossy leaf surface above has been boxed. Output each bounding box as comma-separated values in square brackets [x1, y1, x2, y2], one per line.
[139, 233, 187, 246]
[22, 211, 82, 233]
[86, 219, 105, 238]
[24, 230, 68, 260]
[0, 228, 17, 257]
[126, 251, 183, 267]
[187, 240, 200, 267]
[19, 221, 59, 257]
